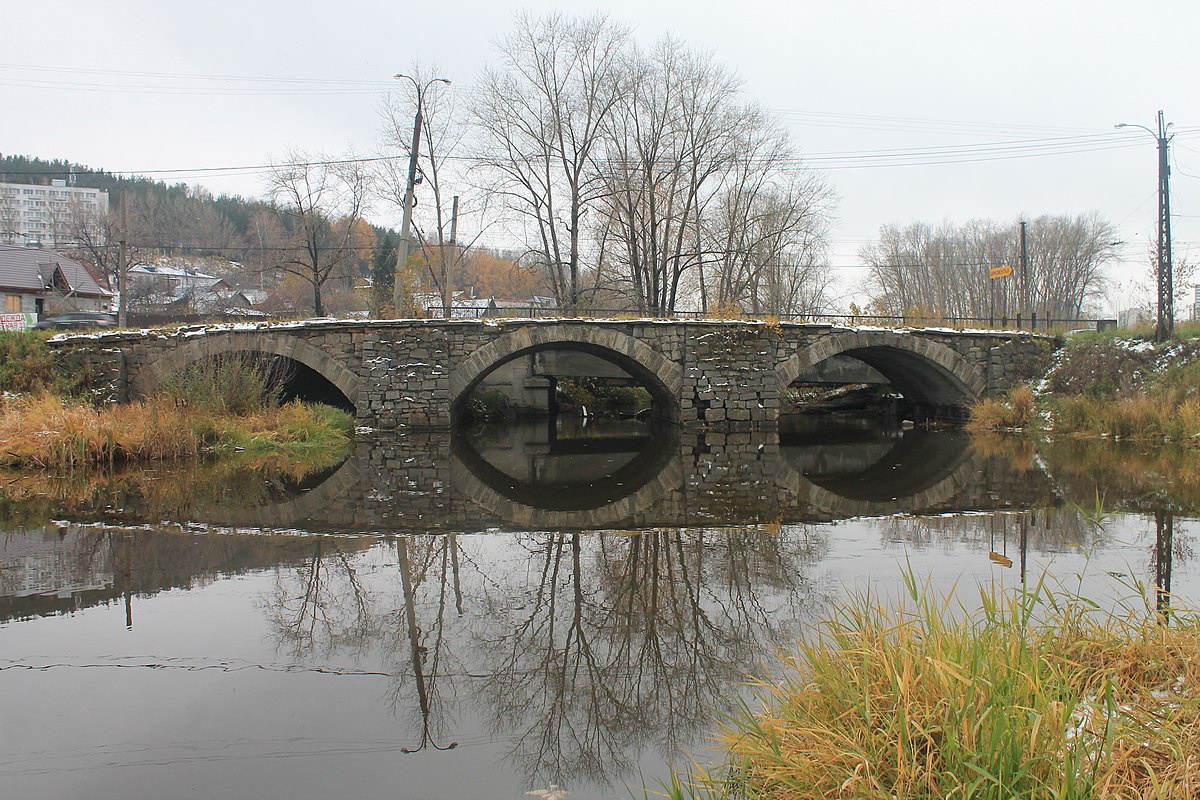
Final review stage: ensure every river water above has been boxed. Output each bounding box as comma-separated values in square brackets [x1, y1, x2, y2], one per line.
[1, 417, 1197, 800]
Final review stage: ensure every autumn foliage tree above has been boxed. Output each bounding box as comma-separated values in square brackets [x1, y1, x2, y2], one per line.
[461, 249, 546, 299]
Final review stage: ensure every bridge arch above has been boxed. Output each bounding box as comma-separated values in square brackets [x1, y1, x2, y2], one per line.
[132, 331, 361, 410]
[449, 442, 684, 530]
[447, 325, 683, 420]
[775, 330, 986, 414]
[199, 455, 363, 531]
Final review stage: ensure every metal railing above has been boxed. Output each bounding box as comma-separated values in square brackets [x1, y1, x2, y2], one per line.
[423, 306, 1115, 333]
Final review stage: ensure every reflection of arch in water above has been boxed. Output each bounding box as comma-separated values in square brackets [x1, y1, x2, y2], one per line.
[776, 430, 980, 517]
[447, 325, 683, 422]
[450, 425, 683, 529]
[776, 330, 986, 414]
[196, 456, 362, 530]
[133, 332, 360, 411]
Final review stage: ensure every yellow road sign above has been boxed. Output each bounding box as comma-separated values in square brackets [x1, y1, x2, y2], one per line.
[989, 265, 1014, 279]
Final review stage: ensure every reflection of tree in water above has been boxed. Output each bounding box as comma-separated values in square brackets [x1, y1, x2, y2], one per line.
[876, 508, 1097, 554]
[473, 528, 828, 790]
[1146, 511, 1195, 614]
[262, 533, 476, 754]
[264, 539, 375, 659]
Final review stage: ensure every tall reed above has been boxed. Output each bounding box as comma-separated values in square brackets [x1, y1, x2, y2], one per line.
[671, 574, 1200, 799]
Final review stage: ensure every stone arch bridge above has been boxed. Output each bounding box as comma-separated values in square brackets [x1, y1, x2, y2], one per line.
[58, 319, 1053, 428]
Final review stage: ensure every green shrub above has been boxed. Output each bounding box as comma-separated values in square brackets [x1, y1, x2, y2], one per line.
[0, 331, 88, 397]
[157, 353, 290, 415]
[556, 378, 651, 416]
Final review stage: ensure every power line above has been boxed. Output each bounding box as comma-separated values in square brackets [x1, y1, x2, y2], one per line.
[0, 63, 397, 87]
[14, 129, 1197, 183]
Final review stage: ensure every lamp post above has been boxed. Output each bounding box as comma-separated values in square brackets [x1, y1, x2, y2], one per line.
[392, 73, 451, 313]
[1116, 111, 1174, 342]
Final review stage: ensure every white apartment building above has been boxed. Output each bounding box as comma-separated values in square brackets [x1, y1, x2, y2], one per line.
[0, 179, 109, 248]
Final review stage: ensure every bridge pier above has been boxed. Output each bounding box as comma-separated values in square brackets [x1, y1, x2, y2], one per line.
[679, 326, 781, 427]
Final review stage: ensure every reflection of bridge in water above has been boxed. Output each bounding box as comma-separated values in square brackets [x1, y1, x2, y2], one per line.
[112, 420, 1058, 534]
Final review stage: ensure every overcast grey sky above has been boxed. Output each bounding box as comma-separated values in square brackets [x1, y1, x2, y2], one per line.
[5, 0, 1198, 312]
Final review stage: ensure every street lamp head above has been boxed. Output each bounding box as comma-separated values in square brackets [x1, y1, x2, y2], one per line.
[393, 73, 409, 80]
[435, 77, 451, 86]
[1114, 123, 1128, 129]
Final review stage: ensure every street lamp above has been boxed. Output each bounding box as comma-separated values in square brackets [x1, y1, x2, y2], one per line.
[1115, 111, 1174, 341]
[392, 73, 451, 313]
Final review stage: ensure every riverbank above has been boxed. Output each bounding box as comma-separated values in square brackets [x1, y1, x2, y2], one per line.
[0, 394, 353, 469]
[969, 325, 1200, 444]
[0, 331, 353, 469]
[670, 577, 1200, 800]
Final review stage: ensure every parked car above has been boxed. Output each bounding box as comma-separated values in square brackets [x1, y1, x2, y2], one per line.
[35, 311, 118, 330]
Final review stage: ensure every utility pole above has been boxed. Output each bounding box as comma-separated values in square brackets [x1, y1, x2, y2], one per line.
[1156, 110, 1174, 342]
[391, 73, 451, 313]
[117, 194, 128, 328]
[1116, 111, 1174, 342]
[441, 195, 459, 319]
[1019, 220, 1029, 329]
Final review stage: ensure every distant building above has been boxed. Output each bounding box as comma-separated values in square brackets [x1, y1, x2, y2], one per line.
[0, 179, 109, 248]
[128, 263, 224, 301]
[414, 292, 558, 319]
[127, 263, 265, 320]
[1118, 307, 1151, 329]
[0, 243, 112, 325]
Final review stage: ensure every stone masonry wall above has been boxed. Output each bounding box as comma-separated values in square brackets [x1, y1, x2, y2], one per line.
[49, 320, 1055, 429]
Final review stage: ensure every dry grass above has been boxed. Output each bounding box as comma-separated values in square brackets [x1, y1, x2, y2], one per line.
[1050, 394, 1200, 443]
[972, 335, 1200, 446]
[967, 386, 1039, 434]
[670, 575, 1200, 800]
[0, 394, 352, 469]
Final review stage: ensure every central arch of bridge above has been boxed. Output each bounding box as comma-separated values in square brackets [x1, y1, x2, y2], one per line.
[448, 325, 683, 421]
[776, 330, 986, 416]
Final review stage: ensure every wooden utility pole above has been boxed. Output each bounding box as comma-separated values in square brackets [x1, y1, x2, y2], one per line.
[1019, 220, 1029, 329]
[117, 195, 128, 327]
[391, 74, 451, 313]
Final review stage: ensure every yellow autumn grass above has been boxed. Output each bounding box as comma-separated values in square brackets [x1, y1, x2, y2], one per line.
[967, 386, 1039, 435]
[0, 394, 352, 469]
[668, 573, 1200, 800]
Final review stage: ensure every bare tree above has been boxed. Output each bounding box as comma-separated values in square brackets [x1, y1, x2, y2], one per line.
[596, 37, 834, 316]
[862, 214, 1119, 323]
[0, 188, 20, 244]
[266, 151, 370, 317]
[598, 38, 743, 314]
[64, 193, 148, 304]
[473, 12, 630, 308]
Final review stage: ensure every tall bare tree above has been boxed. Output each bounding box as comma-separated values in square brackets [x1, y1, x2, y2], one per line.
[473, 12, 630, 308]
[598, 38, 742, 314]
[266, 151, 370, 317]
[595, 37, 834, 316]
